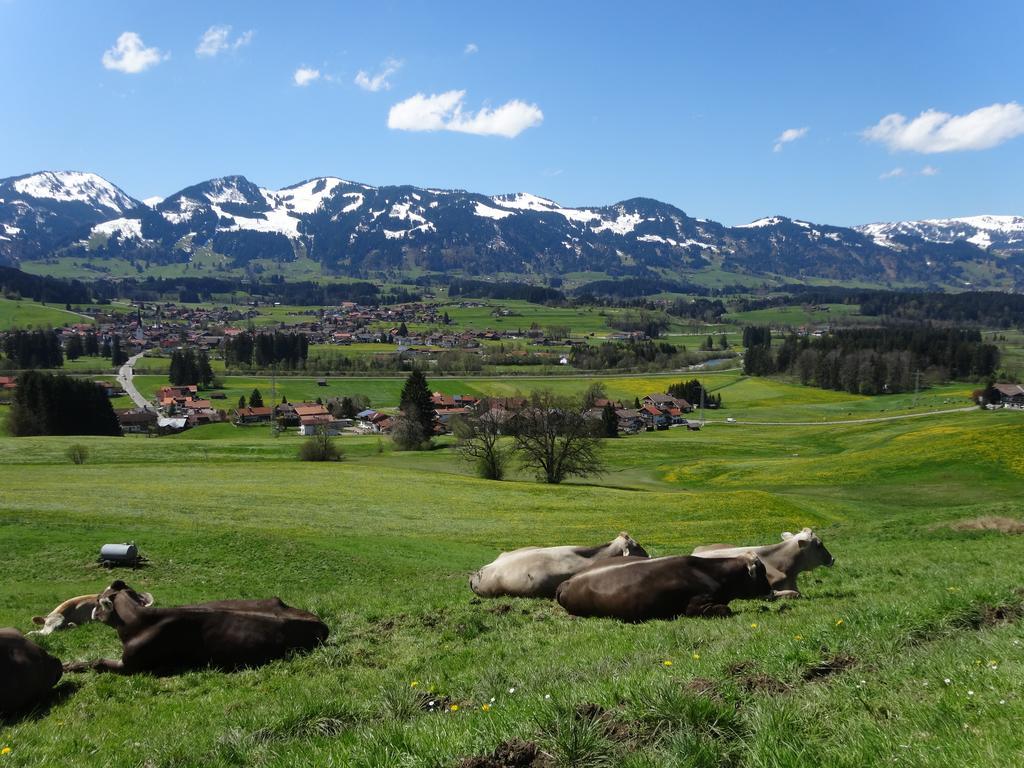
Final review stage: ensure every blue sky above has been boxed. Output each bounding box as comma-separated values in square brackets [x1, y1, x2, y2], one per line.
[2, 1, 1022, 225]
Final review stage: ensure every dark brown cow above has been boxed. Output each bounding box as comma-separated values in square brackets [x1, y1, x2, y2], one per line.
[555, 552, 772, 622]
[1, 628, 63, 715]
[691, 527, 835, 597]
[63, 581, 328, 675]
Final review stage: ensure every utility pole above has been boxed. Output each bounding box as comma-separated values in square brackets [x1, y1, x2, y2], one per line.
[913, 369, 921, 408]
[700, 380, 706, 426]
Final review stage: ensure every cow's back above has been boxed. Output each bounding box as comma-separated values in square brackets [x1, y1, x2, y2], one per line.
[557, 557, 724, 622]
[472, 546, 592, 598]
[0, 628, 63, 714]
[118, 605, 327, 673]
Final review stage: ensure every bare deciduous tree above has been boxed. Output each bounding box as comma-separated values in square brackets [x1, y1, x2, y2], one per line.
[452, 399, 511, 480]
[510, 390, 604, 484]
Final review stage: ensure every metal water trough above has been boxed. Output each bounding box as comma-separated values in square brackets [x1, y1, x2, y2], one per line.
[97, 543, 145, 568]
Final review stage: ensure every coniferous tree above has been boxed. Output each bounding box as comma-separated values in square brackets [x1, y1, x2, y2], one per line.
[601, 402, 619, 438]
[396, 369, 435, 449]
[84, 331, 100, 356]
[238, 395, 247, 410]
[249, 388, 264, 408]
[65, 334, 84, 361]
[110, 334, 128, 367]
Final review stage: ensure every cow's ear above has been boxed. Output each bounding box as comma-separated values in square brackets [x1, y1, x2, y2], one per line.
[110, 580, 127, 590]
[32, 616, 45, 625]
[98, 597, 114, 611]
[797, 537, 810, 548]
[801, 527, 813, 535]
[139, 592, 155, 607]
[781, 532, 794, 540]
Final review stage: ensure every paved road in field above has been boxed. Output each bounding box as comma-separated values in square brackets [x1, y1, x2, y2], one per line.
[117, 351, 152, 410]
[702, 405, 979, 427]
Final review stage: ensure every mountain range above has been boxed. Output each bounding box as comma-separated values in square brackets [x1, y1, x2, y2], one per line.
[1, 170, 1022, 289]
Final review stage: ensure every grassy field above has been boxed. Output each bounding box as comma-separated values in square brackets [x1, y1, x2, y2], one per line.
[0, 297, 93, 330]
[0, 399, 1022, 766]
[723, 303, 868, 327]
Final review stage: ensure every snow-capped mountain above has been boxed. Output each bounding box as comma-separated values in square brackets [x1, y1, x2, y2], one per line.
[0, 170, 1020, 288]
[0, 171, 141, 260]
[856, 216, 1024, 253]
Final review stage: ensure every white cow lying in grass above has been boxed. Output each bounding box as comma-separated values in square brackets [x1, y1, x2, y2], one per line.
[691, 528, 834, 597]
[470, 532, 650, 599]
[29, 590, 153, 635]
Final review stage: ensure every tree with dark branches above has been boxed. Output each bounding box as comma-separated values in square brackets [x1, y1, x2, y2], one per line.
[452, 399, 511, 480]
[510, 390, 604, 484]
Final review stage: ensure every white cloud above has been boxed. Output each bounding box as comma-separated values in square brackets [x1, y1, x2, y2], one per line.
[920, 165, 940, 176]
[863, 102, 1024, 153]
[773, 126, 808, 152]
[354, 58, 402, 92]
[388, 90, 543, 138]
[101, 32, 168, 74]
[464, 42, 479, 54]
[197, 26, 254, 57]
[293, 67, 321, 87]
[879, 167, 904, 180]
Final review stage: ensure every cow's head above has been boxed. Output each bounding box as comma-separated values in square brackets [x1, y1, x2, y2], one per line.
[92, 580, 154, 626]
[740, 552, 773, 598]
[615, 532, 649, 558]
[781, 528, 835, 568]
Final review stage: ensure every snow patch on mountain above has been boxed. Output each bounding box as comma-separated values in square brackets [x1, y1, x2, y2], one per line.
[12, 171, 137, 213]
[92, 218, 143, 240]
[590, 211, 643, 235]
[273, 177, 344, 213]
[474, 201, 513, 220]
[735, 216, 785, 228]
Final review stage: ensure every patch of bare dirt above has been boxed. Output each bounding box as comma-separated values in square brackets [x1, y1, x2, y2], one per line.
[684, 677, 723, 700]
[978, 602, 1024, 627]
[457, 739, 552, 768]
[724, 660, 790, 694]
[573, 702, 634, 742]
[949, 516, 1024, 534]
[803, 654, 857, 681]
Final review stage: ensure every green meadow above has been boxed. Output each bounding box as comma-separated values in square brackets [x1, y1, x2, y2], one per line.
[1, 372, 1023, 766]
[0, 297, 93, 331]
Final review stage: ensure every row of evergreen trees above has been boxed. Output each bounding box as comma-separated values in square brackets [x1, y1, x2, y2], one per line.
[223, 330, 309, 369]
[64, 331, 101, 360]
[2, 330, 63, 368]
[666, 379, 723, 408]
[168, 348, 215, 387]
[743, 325, 1000, 394]
[7, 371, 121, 436]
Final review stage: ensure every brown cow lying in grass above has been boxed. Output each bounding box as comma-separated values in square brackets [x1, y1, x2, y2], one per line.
[691, 527, 834, 597]
[469, 532, 649, 599]
[1, 628, 63, 715]
[30, 590, 154, 636]
[555, 552, 772, 622]
[63, 581, 328, 675]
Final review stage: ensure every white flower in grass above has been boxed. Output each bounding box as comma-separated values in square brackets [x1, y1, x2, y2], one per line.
[944, 678, 952, 685]
[967, 690, 975, 696]
[508, 687, 515, 694]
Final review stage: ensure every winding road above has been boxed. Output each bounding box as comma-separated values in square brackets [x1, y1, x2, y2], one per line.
[117, 351, 152, 411]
